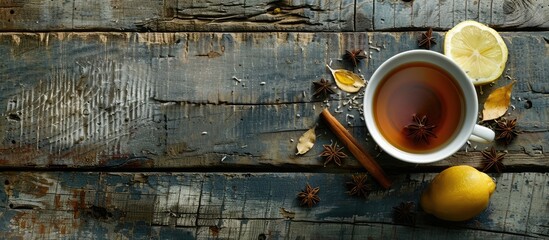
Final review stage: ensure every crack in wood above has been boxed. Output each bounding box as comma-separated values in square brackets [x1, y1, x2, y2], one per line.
[134, 0, 343, 31]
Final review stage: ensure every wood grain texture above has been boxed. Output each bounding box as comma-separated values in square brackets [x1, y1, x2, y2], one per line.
[0, 1, 547, 239]
[0, 0, 355, 32]
[0, 172, 547, 239]
[0, 31, 547, 170]
[359, 0, 549, 30]
[0, 0, 548, 31]
[139, 0, 356, 32]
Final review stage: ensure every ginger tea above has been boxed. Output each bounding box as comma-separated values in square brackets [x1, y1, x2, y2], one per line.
[373, 62, 465, 153]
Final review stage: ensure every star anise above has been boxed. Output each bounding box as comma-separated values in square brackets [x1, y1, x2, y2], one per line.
[404, 114, 437, 145]
[297, 183, 320, 208]
[347, 173, 372, 198]
[320, 142, 347, 167]
[495, 118, 518, 145]
[393, 201, 416, 226]
[344, 49, 367, 67]
[481, 146, 506, 173]
[312, 78, 335, 99]
[418, 28, 436, 49]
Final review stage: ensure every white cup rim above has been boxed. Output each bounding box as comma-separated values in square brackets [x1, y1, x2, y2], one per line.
[363, 50, 478, 164]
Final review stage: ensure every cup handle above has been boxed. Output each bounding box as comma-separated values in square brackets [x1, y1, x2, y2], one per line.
[469, 124, 495, 143]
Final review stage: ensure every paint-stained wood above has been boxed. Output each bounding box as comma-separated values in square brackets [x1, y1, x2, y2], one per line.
[0, 172, 547, 239]
[0, 0, 548, 31]
[0, 32, 547, 170]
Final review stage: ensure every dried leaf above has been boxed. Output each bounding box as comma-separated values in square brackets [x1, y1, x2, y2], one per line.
[296, 127, 316, 155]
[326, 65, 366, 93]
[482, 81, 516, 121]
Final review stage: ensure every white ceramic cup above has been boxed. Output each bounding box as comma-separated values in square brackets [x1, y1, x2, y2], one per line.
[363, 50, 494, 164]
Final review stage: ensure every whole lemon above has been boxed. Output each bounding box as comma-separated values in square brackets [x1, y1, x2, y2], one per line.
[420, 165, 496, 221]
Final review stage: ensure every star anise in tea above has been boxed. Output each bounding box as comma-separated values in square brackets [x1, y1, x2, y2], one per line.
[482, 146, 506, 173]
[393, 201, 416, 226]
[495, 118, 518, 145]
[404, 114, 437, 145]
[347, 173, 372, 198]
[418, 28, 436, 49]
[320, 142, 347, 167]
[297, 183, 320, 208]
[312, 78, 335, 99]
[344, 49, 367, 67]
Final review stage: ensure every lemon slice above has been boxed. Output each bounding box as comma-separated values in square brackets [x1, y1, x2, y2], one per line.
[444, 20, 508, 85]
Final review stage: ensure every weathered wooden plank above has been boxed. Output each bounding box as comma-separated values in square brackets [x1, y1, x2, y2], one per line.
[465, 0, 480, 22]
[143, 0, 356, 32]
[438, 0, 455, 29]
[372, 0, 395, 30]
[0, 32, 547, 170]
[394, 0, 412, 29]
[1, 0, 548, 32]
[478, 0, 493, 26]
[371, 0, 549, 30]
[0, 0, 166, 31]
[411, 0, 438, 29]
[494, 0, 549, 29]
[0, 172, 547, 239]
[355, 0, 374, 31]
[0, 0, 354, 32]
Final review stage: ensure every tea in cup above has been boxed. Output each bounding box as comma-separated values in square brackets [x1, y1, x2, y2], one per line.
[363, 50, 494, 163]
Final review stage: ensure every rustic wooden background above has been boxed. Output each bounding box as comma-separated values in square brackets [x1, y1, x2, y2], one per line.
[0, 0, 548, 239]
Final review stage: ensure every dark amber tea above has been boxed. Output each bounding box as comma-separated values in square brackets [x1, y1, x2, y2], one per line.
[373, 62, 465, 153]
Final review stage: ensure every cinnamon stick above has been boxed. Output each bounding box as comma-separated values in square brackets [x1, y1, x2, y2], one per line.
[320, 109, 392, 189]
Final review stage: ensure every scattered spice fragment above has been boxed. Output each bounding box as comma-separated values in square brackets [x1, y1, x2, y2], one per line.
[347, 173, 372, 198]
[279, 207, 296, 220]
[296, 127, 316, 155]
[418, 28, 436, 49]
[482, 81, 516, 121]
[312, 78, 335, 99]
[393, 201, 416, 226]
[320, 142, 347, 167]
[297, 183, 320, 208]
[209, 226, 221, 237]
[326, 65, 366, 93]
[404, 114, 437, 145]
[231, 76, 242, 83]
[481, 146, 506, 173]
[495, 118, 518, 145]
[344, 49, 367, 67]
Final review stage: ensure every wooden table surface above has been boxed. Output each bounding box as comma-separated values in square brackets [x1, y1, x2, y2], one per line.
[1, 0, 548, 239]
